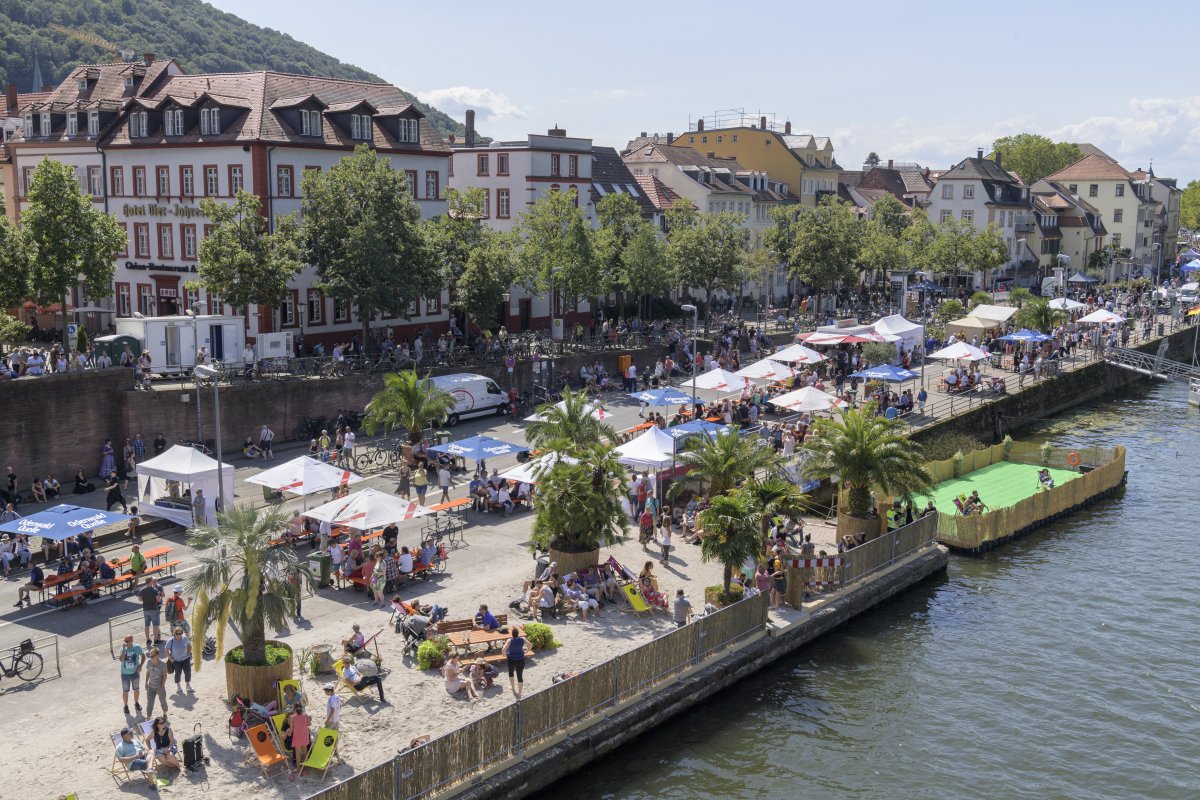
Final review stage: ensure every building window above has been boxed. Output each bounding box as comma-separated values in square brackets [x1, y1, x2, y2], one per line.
[230, 165, 243, 194]
[157, 166, 170, 196]
[1068, 184, 1078, 194]
[158, 224, 173, 259]
[963, 185, 974, 199]
[497, 154, 509, 175]
[398, 118, 419, 143]
[276, 165, 293, 197]
[425, 294, 441, 315]
[205, 166, 219, 196]
[130, 111, 148, 138]
[138, 285, 154, 316]
[425, 171, 439, 200]
[497, 188, 510, 218]
[67, 113, 78, 136]
[181, 224, 197, 260]
[716, 135, 723, 143]
[116, 223, 128, 257]
[133, 167, 146, 197]
[334, 299, 350, 322]
[300, 109, 317, 136]
[405, 170, 418, 199]
[184, 286, 200, 312]
[350, 114, 371, 140]
[22, 112, 33, 136]
[307, 290, 324, 324]
[87, 110, 99, 137]
[940, 209, 953, 223]
[181, 166, 194, 196]
[117, 283, 131, 317]
[110, 167, 124, 196]
[551, 154, 561, 176]
[1112, 233, 1121, 248]
[941, 184, 953, 199]
[1113, 208, 1123, 223]
[1115, 184, 1124, 197]
[165, 109, 184, 136]
[477, 154, 489, 176]
[88, 166, 102, 198]
[200, 108, 220, 135]
[40, 113, 51, 136]
[568, 154, 578, 177]
[961, 210, 974, 223]
[480, 188, 491, 217]
[281, 292, 296, 326]
[1088, 184, 1098, 197]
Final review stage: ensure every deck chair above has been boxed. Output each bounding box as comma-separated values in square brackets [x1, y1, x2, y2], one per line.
[244, 723, 288, 777]
[269, 713, 294, 762]
[106, 720, 155, 786]
[330, 658, 365, 698]
[275, 679, 305, 713]
[620, 583, 652, 617]
[298, 727, 340, 780]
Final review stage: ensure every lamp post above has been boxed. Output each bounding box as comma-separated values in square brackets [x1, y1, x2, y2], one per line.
[193, 364, 226, 514]
[186, 302, 208, 440]
[548, 268, 562, 393]
[681, 303, 699, 407]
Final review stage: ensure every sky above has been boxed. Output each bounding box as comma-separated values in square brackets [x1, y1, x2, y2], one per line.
[208, 0, 1200, 183]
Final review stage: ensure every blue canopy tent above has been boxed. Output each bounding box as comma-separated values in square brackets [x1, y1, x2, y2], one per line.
[666, 419, 731, 448]
[1180, 259, 1200, 274]
[1068, 272, 1099, 283]
[850, 364, 920, 382]
[0, 504, 132, 540]
[997, 328, 1053, 343]
[1178, 249, 1200, 261]
[427, 434, 530, 467]
[911, 280, 944, 293]
[628, 387, 700, 406]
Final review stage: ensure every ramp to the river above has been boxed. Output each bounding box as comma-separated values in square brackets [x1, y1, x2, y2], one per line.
[917, 461, 1078, 513]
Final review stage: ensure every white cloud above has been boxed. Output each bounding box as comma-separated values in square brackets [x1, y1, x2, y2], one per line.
[592, 88, 641, 101]
[418, 86, 528, 121]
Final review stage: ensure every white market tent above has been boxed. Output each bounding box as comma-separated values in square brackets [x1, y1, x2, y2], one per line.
[771, 386, 847, 413]
[734, 359, 794, 381]
[136, 445, 236, 527]
[686, 368, 753, 394]
[770, 343, 826, 365]
[929, 342, 991, 361]
[523, 399, 612, 423]
[499, 453, 580, 485]
[245, 456, 364, 497]
[1048, 297, 1086, 311]
[304, 488, 432, 530]
[614, 426, 677, 469]
[945, 315, 994, 339]
[874, 314, 925, 352]
[971, 304, 1018, 324]
[1078, 309, 1126, 324]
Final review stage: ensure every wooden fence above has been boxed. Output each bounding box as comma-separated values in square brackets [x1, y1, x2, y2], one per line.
[925, 441, 1119, 484]
[307, 591, 770, 800]
[934, 445, 1126, 551]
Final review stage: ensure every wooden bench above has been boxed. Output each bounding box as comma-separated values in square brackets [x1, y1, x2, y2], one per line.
[477, 648, 533, 666]
[51, 585, 99, 608]
[436, 614, 509, 634]
[426, 498, 470, 514]
[142, 559, 182, 580]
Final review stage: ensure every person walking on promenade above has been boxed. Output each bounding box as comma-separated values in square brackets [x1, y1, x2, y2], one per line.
[259, 424, 275, 461]
[164, 626, 193, 694]
[140, 576, 164, 646]
[143, 647, 168, 717]
[505, 627, 527, 699]
[119, 634, 145, 716]
[105, 472, 127, 512]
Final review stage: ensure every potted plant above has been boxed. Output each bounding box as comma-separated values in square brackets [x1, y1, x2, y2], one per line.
[186, 505, 313, 703]
[361, 369, 456, 460]
[530, 444, 628, 575]
[417, 636, 450, 670]
[520, 623, 560, 651]
[697, 493, 762, 596]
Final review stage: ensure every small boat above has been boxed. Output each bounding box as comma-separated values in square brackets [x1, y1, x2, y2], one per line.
[1190, 377, 1200, 408]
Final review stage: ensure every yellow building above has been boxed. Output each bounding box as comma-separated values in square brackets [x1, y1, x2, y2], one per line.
[670, 115, 840, 206]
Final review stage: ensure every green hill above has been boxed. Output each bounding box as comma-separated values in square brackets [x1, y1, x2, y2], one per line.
[0, 0, 474, 142]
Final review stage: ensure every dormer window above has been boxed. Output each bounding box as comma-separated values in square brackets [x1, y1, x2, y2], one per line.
[130, 111, 148, 138]
[165, 109, 184, 136]
[23, 112, 33, 136]
[40, 113, 51, 136]
[199, 107, 221, 136]
[300, 109, 320, 136]
[350, 114, 372, 140]
[78, 79, 88, 93]
[124, 76, 135, 89]
[398, 118, 419, 143]
[67, 113, 78, 136]
[88, 110, 99, 137]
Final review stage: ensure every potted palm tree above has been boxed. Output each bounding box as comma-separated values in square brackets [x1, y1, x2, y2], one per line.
[739, 476, 811, 545]
[186, 505, 312, 703]
[697, 492, 762, 604]
[530, 444, 628, 575]
[1014, 297, 1067, 333]
[362, 369, 456, 461]
[802, 403, 934, 542]
[668, 429, 780, 502]
[525, 388, 616, 453]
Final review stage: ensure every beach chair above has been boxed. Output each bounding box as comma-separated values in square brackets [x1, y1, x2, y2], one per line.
[105, 720, 155, 786]
[244, 723, 288, 777]
[269, 713, 294, 762]
[330, 658, 365, 698]
[275, 679, 305, 712]
[298, 728, 340, 781]
[620, 583, 653, 617]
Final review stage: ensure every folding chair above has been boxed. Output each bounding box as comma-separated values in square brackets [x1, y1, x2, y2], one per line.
[330, 659, 365, 699]
[269, 713, 294, 762]
[275, 679, 305, 712]
[244, 723, 288, 777]
[105, 720, 156, 786]
[620, 583, 652, 617]
[298, 727, 340, 780]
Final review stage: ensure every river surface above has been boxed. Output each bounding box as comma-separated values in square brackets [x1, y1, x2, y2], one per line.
[562, 380, 1200, 800]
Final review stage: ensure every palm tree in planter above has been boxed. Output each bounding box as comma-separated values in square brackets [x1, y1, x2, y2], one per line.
[668, 429, 779, 502]
[740, 476, 811, 545]
[530, 444, 628, 575]
[362, 370, 456, 447]
[525, 388, 616, 453]
[1015, 297, 1067, 334]
[697, 492, 762, 603]
[801, 403, 934, 541]
[186, 505, 312, 703]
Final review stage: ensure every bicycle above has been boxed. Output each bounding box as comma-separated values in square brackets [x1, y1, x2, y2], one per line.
[1, 639, 44, 683]
[180, 438, 213, 456]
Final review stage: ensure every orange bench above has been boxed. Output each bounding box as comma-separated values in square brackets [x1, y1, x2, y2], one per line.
[426, 498, 470, 513]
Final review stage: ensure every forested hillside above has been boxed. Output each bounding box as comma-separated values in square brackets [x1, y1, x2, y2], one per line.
[0, 0, 471, 141]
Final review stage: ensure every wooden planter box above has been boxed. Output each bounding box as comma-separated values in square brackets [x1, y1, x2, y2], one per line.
[548, 546, 600, 577]
[223, 641, 293, 704]
[836, 512, 881, 543]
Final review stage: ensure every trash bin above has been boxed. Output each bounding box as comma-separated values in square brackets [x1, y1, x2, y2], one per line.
[617, 354, 632, 375]
[261, 485, 282, 502]
[311, 644, 334, 674]
[434, 430, 451, 446]
[308, 552, 332, 588]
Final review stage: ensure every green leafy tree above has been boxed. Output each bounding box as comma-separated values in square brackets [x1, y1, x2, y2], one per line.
[777, 196, 863, 311]
[991, 134, 1082, 185]
[185, 505, 312, 668]
[969, 290, 992, 307]
[362, 370, 456, 444]
[975, 223, 1011, 276]
[198, 189, 301, 309]
[869, 193, 910, 240]
[697, 492, 762, 594]
[864, 152, 881, 168]
[1180, 180, 1200, 230]
[859, 221, 907, 282]
[623, 223, 670, 318]
[74, 325, 90, 355]
[525, 388, 616, 454]
[1008, 287, 1034, 308]
[0, 215, 32, 309]
[0, 315, 31, 348]
[21, 158, 125, 351]
[934, 299, 966, 325]
[453, 229, 517, 331]
[426, 187, 489, 289]
[802, 403, 934, 518]
[514, 187, 599, 315]
[739, 476, 811, 545]
[926, 216, 978, 280]
[300, 144, 438, 343]
[594, 192, 643, 301]
[665, 201, 751, 322]
[903, 209, 938, 270]
[1015, 297, 1067, 333]
[531, 445, 628, 553]
[742, 244, 778, 305]
[669, 430, 779, 500]
[861, 341, 899, 367]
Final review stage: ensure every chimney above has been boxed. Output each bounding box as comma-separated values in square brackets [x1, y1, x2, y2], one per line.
[994, 152, 1002, 169]
[666, 131, 673, 142]
[143, 53, 155, 64]
[784, 121, 791, 135]
[4, 84, 16, 114]
[465, 109, 475, 148]
[448, 133, 455, 144]
[640, 131, 647, 137]
[888, 159, 893, 170]
[977, 148, 984, 160]
[696, 118, 704, 132]
[547, 124, 566, 137]
[760, 116, 767, 130]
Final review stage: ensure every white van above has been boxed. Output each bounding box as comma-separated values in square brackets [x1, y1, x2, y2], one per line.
[428, 373, 506, 426]
[1179, 282, 1199, 306]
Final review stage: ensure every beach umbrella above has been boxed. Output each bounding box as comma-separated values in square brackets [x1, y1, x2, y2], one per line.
[770, 386, 848, 413]
[1181, 259, 1200, 273]
[929, 342, 991, 361]
[1068, 272, 1099, 283]
[687, 368, 753, 394]
[1077, 309, 1126, 324]
[627, 387, 700, 406]
[734, 359, 794, 381]
[1047, 297, 1086, 311]
[0, 504, 132, 540]
[427, 434, 530, 462]
[769, 343, 825, 364]
[850, 364, 920, 382]
[997, 328, 1053, 343]
[304, 488, 432, 530]
[246, 456, 364, 496]
[499, 453, 579, 485]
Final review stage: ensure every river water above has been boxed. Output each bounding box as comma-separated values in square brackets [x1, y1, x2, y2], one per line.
[564, 380, 1200, 800]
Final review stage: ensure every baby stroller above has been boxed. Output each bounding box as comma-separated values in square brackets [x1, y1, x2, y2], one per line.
[227, 694, 271, 742]
[398, 614, 432, 660]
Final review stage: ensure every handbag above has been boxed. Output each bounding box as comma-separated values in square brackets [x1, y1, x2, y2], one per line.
[166, 657, 175, 674]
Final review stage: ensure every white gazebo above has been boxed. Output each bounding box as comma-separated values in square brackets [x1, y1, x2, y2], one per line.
[874, 314, 925, 352]
[769, 343, 826, 365]
[771, 386, 847, 413]
[734, 359, 795, 381]
[304, 488, 433, 531]
[686, 368, 753, 395]
[1078, 309, 1126, 324]
[614, 426, 677, 469]
[246, 456, 364, 497]
[135, 445, 236, 527]
[499, 453, 580, 485]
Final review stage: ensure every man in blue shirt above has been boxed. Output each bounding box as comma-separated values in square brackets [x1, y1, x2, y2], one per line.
[473, 604, 500, 631]
[114, 727, 156, 788]
[15, 563, 44, 607]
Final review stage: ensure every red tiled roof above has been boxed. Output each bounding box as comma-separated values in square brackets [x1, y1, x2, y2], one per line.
[2, 91, 51, 116]
[1045, 154, 1132, 182]
[633, 174, 680, 211]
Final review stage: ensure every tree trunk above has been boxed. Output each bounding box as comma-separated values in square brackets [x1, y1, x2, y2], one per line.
[722, 562, 733, 593]
[242, 605, 267, 665]
[359, 302, 370, 354]
[846, 484, 873, 518]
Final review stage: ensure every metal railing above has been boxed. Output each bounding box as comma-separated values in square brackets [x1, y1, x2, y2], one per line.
[840, 513, 939, 586]
[3, 633, 62, 683]
[108, 608, 150, 659]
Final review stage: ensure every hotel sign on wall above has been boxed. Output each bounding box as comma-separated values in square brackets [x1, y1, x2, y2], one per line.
[122, 203, 206, 219]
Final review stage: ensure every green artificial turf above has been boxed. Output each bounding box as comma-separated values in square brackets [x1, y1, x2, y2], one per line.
[915, 461, 1079, 513]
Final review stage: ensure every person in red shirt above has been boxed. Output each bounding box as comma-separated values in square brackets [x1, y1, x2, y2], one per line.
[638, 507, 654, 552]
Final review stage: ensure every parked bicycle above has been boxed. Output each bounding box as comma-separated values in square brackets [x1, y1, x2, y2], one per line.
[180, 438, 213, 456]
[354, 438, 403, 473]
[1, 639, 44, 683]
[293, 415, 327, 442]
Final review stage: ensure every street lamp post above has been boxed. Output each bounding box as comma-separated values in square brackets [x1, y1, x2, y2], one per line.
[681, 304, 699, 406]
[193, 364, 226, 513]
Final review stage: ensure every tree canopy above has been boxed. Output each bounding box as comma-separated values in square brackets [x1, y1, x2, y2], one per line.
[665, 201, 750, 319]
[197, 189, 300, 309]
[991, 134, 1082, 185]
[1180, 179, 1200, 230]
[770, 196, 863, 303]
[514, 188, 599, 312]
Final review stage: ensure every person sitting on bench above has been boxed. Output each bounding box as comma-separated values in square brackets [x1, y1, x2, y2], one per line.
[473, 604, 500, 631]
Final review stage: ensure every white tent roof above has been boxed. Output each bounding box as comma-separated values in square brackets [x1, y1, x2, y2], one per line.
[1048, 297, 1086, 311]
[499, 453, 580, 485]
[945, 315, 993, 337]
[136, 445, 233, 480]
[970, 304, 1018, 323]
[771, 386, 847, 413]
[523, 399, 612, 423]
[1078, 309, 1126, 324]
[769, 343, 825, 364]
[686, 368, 753, 394]
[874, 314, 923, 334]
[245, 456, 364, 496]
[614, 426, 677, 469]
[815, 322, 876, 336]
[929, 342, 991, 361]
[304, 488, 433, 530]
[734, 359, 794, 381]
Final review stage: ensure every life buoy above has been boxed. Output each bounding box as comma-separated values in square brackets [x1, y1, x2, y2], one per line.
[1066, 451, 1081, 467]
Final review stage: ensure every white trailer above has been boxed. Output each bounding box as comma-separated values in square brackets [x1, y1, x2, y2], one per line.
[115, 314, 247, 375]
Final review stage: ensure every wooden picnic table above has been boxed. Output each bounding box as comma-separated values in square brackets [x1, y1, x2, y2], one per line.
[445, 629, 509, 655]
[108, 546, 172, 569]
[37, 570, 80, 600]
[426, 498, 471, 514]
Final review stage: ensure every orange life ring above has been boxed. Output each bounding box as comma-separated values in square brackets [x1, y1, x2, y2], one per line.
[1066, 451, 1081, 467]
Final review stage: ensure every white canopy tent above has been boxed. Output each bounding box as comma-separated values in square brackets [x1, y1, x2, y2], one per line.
[1048, 297, 1086, 311]
[734, 359, 794, 381]
[771, 386, 847, 413]
[614, 426, 677, 469]
[929, 342, 991, 361]
[970, 304, 1018, 324]
[874, 314, 925, 352]
[686, 368, 753, 395]
[304, 488, 433, 530]
[945, 315, 994, 339]
[136, 445, 236, 527]
[499, 453, 580, 485]
[769, 343, 826, 365]
[1078, 309, 1126, 324]
[245, 456, 364, 497]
